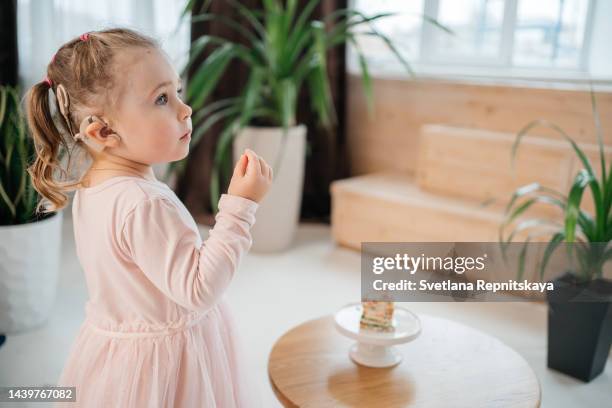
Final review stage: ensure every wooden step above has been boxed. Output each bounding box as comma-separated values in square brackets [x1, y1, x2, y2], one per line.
[346, 76, 612, 176]
[416, 125, 612, 215]
[330, 172, 612, 297]
[330, 172, 539, 249]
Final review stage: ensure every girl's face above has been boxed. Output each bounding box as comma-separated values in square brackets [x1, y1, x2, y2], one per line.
[107, 47, 192, 165]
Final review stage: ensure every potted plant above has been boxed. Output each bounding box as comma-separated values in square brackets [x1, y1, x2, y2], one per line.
[165, 0, 447, 251]
[500, 91, 612, 382]
[0, 85, 63, 340]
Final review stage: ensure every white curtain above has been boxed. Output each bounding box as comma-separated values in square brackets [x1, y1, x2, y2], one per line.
[17, 0, 191, 89]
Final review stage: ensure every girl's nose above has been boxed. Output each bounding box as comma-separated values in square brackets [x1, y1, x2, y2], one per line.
[181, 102, 192, 121]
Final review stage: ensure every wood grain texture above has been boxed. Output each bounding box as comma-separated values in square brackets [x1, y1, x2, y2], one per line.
[330, 172, 535, 247]
[416, 125, 612, 215]
[268, 315, 541, 408]
[347, 76, 612, 176]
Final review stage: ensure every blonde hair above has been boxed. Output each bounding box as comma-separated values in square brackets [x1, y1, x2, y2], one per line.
[26, 28, 159, 214]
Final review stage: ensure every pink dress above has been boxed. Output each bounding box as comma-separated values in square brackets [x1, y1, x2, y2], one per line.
[56, 176, 261, 407]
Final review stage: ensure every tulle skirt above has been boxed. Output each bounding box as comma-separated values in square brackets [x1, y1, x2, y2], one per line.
[55, 299, 260, 407]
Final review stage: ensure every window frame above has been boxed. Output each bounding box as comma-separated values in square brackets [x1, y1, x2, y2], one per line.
[348, 0, 603, 84]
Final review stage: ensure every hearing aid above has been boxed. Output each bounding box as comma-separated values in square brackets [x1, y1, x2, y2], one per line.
[75, 115, 121, 153]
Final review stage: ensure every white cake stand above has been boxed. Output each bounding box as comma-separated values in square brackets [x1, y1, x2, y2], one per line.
[334, 302, 421, 368]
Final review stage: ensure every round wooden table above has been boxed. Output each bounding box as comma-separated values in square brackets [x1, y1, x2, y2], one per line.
[268, 314, 541, 407]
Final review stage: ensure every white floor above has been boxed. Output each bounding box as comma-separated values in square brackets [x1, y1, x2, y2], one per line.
[1, 214, 610, 407]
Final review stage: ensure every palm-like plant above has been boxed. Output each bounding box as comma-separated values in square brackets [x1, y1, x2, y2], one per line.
[167, 0, 448, 212]
[0, 85, 38, 225]
[500, 91, 611, 283]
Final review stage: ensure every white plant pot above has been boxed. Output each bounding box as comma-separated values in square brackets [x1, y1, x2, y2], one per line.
[232, 124, 307, 252]
[0, 211, 63, 334]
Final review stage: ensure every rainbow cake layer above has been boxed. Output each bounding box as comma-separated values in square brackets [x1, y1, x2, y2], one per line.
[359, 301, 395, 332]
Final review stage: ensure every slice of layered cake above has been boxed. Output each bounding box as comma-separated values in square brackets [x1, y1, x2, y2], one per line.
[360, 301, 395, 332]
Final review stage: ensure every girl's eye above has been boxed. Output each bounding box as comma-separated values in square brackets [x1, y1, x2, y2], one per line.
[155, 93, 168, 105]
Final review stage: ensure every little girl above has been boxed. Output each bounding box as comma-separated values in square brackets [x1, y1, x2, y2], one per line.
[25, 28, 271, 407]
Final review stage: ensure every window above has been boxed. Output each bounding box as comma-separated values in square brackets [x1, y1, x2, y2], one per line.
[425, 0, 507, 63]
[17, 0, 190, 88]
[513, 0, 590, 68]
[350, 0, 602, 81]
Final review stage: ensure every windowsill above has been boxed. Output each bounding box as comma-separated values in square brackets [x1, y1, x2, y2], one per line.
[347, 62, 612, 92]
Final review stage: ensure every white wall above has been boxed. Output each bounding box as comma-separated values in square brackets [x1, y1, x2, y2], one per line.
[588, 0, 612, 79]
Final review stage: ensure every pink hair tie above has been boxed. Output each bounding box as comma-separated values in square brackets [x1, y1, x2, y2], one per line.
[43, 77, 52, 87]
[80, 32, 90, 41]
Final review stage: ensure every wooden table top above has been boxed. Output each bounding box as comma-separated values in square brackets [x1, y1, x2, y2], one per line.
[268, 314, 541, 407]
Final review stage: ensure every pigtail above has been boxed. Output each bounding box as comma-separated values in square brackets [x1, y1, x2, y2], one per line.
[25, 81, 72, 214]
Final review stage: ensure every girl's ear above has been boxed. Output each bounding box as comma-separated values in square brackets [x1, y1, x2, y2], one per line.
[84, 116, 121, 148]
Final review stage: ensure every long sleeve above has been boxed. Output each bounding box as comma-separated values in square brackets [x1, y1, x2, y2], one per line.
[120, 193, 258, 312]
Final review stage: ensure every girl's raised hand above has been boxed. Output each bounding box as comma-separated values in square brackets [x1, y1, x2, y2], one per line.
[227, 148, 272, 203]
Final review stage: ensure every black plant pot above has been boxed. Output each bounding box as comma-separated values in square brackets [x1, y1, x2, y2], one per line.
[546, 272, 612, 382]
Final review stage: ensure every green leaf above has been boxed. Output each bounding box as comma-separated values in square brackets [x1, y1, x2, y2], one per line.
[517, 238, 531, 281]
[226, 0, 266, 39]
[500, 218, 563, 246]
[277, 78, 296, 128]
[0, 89, 7, 166]
[182, 35, 230, 76]
[577, 210, 596, 239]
[513, 120, 596, 179]
[0, 181, 16, 219]
[287, 0, 320, 51]
[502, 195, 565, 232]
[359, 31, 414, 76]
[0, 87, 7, 131]
[182, 0, 211, 19]
[187, 43, 236, 111]
[414, 13, 454, 35]
[565, 169, 593, 242]
[192, 105, 242, 146]
[347, 8, 415, 76]
[286, 29, 314, 74]
[283, 0, 319, 63]
[504, 182, 566, 215]
[347, 34, 373, 116]
[185, 19, 266, 68]
[192, 97, 242, 125]
[190, 14, 260, 46]
[316, 8, 416, 107]
[239, 68, 266, 128]
[538, 232, 565, 280]
[506, 228, 565, 281]
[589, 87, 606, 191]
[306, 21, 336, 128]
[325, 12, 398, 48]
[514, 119, 605, 239]
[285, 0, 298, 26]
[589, 87, 612, 241]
